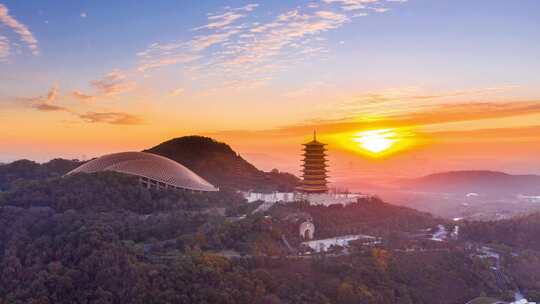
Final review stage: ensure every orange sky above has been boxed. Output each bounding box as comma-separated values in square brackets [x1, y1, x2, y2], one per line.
[1, 1, 540, 189]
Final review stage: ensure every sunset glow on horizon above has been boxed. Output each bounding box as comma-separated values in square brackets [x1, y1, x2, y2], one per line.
[1, 0, 540, 187]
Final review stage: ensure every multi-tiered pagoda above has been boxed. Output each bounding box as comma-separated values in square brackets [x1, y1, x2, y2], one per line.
[299, 131, 329, 194]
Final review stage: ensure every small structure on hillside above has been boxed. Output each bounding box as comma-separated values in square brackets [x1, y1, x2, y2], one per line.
[299, 221, 315, 240]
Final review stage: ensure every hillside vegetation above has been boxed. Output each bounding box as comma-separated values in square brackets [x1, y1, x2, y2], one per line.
[145, 136, 299, 192]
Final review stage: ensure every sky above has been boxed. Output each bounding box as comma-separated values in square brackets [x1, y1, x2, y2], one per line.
[1, 0, 540, 187]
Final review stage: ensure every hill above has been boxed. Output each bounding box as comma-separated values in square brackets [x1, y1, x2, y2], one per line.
[397, 170, 540, 196]
[145, 136, 299, 192]
[0, 158, 80, 191]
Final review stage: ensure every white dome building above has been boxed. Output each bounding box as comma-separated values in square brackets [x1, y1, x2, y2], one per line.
[67, 151, 218, 192]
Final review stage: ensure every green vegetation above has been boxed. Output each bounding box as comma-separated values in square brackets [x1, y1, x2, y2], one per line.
[0, 158, 80, 191]
[0, 171, 245, 213]
[462, 214, 540, 302]
[0, 158, 538, 303]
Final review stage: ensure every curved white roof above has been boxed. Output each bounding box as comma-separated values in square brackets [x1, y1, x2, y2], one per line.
[67, 151, 218, 192]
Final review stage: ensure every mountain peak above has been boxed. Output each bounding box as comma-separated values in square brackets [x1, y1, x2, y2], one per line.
[144, 135, 298, 192]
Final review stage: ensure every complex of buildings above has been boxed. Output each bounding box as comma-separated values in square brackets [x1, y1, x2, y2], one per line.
[243, 131, 369, 206]
[67, 151, 218, 192]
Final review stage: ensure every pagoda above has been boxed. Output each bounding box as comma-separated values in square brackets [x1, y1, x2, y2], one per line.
[299, 131, 329, 194]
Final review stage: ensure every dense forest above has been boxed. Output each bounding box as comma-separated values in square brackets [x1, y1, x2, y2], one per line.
[461, 214, 540, 302]
[1, 157, 540, 303]
[0, 206, 504, 304]
[145, 136, 299, 192]
[0, 158, 80, 191]
[462, 213, 540, 251]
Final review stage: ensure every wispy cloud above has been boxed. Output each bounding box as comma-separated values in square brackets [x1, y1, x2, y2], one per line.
[0, 35, 9, 61]
[322, 0, 397, 13]
[71, 90, 95, 102]
[193, 4, 258, 31]
[329, 85, 521, 119]
[322, 0, 378, 11]
[131, 1, 406, 90]
[205, 99, 540, 140]
[90, 69, 136, 96]
[70, 0, 407, 102]
[78, 112, 144, 125]
[169, 87, 185, 97]
[16, 85, 143, 125]
[18, 85, 68, 112]
[0, 3, 39, 56]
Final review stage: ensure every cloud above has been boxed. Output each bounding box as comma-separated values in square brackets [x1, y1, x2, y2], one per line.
[205, 100, 540, 140]
[169, 87, 185, 96]
[91, 69, 136, 95]
[14, 85, 145, 125]
[80, 12, 87, 18]
[329, 85, 522, 119]
[322, 0, 379, 11]
[91, 0, 407, 94]
[132, 0, 408, 90]
[18, 85, 67, 112]
[72, 90, 95, 102]
[373, 7, 389, 13]
[78, 112, 144, 125]
[0, 3, 39, 55]
[0, 35, 9, 61]
[194, 3, 259, 31]
[33, 103, 67, 112]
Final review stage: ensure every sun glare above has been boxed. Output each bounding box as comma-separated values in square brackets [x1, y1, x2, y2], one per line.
[354, 129, 396, 153]
[353, 129, 397, 154]
[337, 128, 420, 157]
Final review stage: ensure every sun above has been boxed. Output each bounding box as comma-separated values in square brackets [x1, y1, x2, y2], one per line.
[332, 127, 418, 157]
[353, 129, 397, 154]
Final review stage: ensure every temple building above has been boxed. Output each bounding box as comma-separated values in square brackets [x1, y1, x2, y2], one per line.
[298, 131, 329, 193]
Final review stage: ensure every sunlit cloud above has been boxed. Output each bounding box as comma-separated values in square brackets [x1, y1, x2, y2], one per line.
[330, 85, 521, 119]
[130, 0, 405, 90]
[72, 90, 95, 103]
[169, 87, 185, 97]
[78, 111, 144, 125]
[205, 99, 540, 140]
[193, 4, 258, 31]
[17, 85, 68, 112]
[13, 85, 144, 126]
[91, 69, 136, 96]
[0, 3, 39, 56]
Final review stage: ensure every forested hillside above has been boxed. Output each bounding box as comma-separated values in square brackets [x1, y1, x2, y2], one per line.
[0, 172, 512, 304]
[0, 158, 80, 191]
[145, 136, 299, 192]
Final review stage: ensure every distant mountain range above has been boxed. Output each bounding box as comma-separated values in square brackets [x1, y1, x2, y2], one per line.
[396, 170, 540, 196]
[145, 136, 299, 192]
